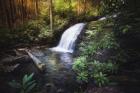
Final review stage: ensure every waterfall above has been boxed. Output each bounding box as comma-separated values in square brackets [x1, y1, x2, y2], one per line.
[26, 23, 85, 70]
[50, 23, 86, 53]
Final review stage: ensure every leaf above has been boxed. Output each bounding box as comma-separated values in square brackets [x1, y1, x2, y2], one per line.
[23, 73, 34, 86]
[24, 80, 36, 89]
[23, 74, 28, 86]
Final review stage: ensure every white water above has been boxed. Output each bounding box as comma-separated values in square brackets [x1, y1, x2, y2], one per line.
[50, 23, 86, 53]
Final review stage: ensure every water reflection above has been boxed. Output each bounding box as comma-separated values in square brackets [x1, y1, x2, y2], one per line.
[30, 49, 77, 93]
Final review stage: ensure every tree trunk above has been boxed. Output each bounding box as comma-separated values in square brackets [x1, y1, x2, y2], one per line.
[0, 0, 39, 28]
[49, 0, 53, 31]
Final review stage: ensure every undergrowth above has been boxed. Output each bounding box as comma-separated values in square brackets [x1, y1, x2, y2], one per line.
[73, 18, 124, 87]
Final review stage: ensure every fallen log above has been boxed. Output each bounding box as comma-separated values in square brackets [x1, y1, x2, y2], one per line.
[25, 50, 46, 71]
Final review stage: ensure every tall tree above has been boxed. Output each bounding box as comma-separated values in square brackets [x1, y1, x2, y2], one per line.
[0, 0, 39, 28]
[48, 0, 53, 31]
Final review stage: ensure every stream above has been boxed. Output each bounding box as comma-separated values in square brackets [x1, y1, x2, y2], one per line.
[30, 48, 78, 93]
[0, 23, 86, 93]
[27, 23, 86, 93]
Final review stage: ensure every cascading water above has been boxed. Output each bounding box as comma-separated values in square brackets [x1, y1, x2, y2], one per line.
[25, 23, 86, 93]
[26, 23, 86, 70]
[50, 23, 86, 53]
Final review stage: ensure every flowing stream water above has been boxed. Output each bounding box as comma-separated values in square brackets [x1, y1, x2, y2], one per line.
[27, 23, 86, 93]
[50, 23, 86, 53]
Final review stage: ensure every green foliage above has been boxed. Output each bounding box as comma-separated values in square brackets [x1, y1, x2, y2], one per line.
[9, 73, 36, 93]
[92, 60, 118, 74]
[79, 20, 118, 56]
[0, 0, 126, 48]
[73, 19, 121, 87]
[77, 71, 88, 83]
[53, 15, 69, 29]
[73, 56, 88, 83]
[94, 72, 109, 87]
[24, 19, 53, 40]
[99, 32, 119, 49]
[0, 0, 71, 47]
[73, 58, 118, 86]
[54, 0, 72, 12]
[73, 56, 87, 72]
[99, 0, 125, 15]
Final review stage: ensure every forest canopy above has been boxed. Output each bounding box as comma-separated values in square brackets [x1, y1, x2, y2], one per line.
[0, 0, 127, 28]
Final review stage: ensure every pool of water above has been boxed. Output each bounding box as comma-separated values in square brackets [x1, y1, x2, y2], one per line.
[30, 48, 78, 93]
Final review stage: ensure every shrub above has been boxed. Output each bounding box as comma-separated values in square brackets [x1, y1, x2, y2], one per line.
[9, 73, 36, 93]
[73, 58, 118, 87]
[94, 72, 109, 87]
[73, 19, 119, 87]
[73, 56, 87, 72]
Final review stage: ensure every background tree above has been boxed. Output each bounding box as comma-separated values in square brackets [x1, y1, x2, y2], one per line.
[48, 0, 53, 31]
[0, 0, 39, 28]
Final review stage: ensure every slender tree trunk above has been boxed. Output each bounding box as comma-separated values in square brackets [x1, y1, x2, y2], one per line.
[5, 0, 12, 28]
[35, 0, 39, 16]
[77, 0, 80, 15]
[84, 0, 87, 14]
[49, 0, 53, 31]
